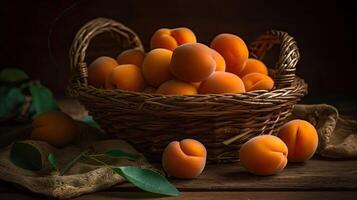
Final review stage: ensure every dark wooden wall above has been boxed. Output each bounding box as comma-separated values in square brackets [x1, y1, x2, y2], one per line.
[1, 0, 356, 102]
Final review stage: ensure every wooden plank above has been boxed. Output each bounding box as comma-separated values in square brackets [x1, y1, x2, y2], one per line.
[73, 191, 357, 200]
[0, 158, 356, 192]
[1, 191, 357, 200]
[114, 159, 357, 191]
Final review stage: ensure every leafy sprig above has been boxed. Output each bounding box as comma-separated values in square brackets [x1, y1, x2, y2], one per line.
[10, 142, 179, 196]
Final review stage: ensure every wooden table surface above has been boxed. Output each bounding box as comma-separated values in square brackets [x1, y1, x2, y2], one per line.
[0, 158, 356, 199]
[0, 99, 356, 199]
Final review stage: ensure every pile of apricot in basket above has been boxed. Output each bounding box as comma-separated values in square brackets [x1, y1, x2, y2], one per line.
[88, 27, 274, 95]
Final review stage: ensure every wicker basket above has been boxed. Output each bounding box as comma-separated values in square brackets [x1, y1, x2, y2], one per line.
[68, 18, 308, 162]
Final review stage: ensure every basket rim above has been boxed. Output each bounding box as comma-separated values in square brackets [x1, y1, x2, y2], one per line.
[69, 75, 307, 101]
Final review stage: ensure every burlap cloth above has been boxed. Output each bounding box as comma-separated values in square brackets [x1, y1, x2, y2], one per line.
[290, 104, 357, 158]
[0, 122, 154, 199]
[0, 104, 356, 198]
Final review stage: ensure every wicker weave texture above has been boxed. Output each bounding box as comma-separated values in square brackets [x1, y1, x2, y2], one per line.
[68, 18, 307, 162]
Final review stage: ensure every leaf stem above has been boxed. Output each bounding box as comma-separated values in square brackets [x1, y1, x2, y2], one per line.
[85, 154, 109, 166]
[88, 153, 106, 157]
[60, 149, 89, 175]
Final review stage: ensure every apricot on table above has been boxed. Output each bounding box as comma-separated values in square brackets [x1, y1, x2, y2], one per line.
[277, 119, 318, 162]
[142, 48, 173, 87]
[105, 64, 145, 92]
[88, 56, 119, 88]
[239, 135, 288, 175]
[170, 43, 216, 82]
[31, 111, 78, 147]
[116, 49, 146, 67]
[162, 139, 207, 179]
[210, 33, 249, 75]
[242, 73, 274, 92]
[198, 71, 245, 94]
[150, 28, 196, 51]
[239, 58, 268, 77]
[157, 80, 197, 95]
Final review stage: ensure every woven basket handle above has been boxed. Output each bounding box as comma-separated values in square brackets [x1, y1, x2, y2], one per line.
[69, 18, 143, 86]
[250, 30, 300, 89]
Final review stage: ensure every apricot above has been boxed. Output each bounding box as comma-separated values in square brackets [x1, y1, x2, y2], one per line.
[210, 33, 249, 75]
[239, 58, 268, 77]
[116, 49, 146, 67]
[242, 73, 274, 92]
[210, 49, 226, 71]
[105, 64, 145, 92]
[191, 82, 201, 88]
[157, 80, 197, 95]
[31, 112, 78, 147]
[150, 28, 196, 51]
[198, 72, 245, 94]
[88, 56, 119, 88]
[277, 119, 318, 162]
[143, 87, 157, 93]
[142, 48, 173, 87]
[170, 43, 216, 82]
[162, 139, 207, 179]
[239, 135, 288, 175]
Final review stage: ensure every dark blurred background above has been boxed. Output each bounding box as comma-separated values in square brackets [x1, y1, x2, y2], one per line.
[1, 0, 356, 106]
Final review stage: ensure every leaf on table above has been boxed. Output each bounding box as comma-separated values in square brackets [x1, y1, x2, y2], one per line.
[105, 149, 141, 161]
[0, 86, 25, 118]
[0, 68, 29, 83]
[48, 153, 59, 171]
[10, 142, 42, 171]
[113, 166, 180, 196]
[29, 84, 59, 117]
[80, 115, 101, 129]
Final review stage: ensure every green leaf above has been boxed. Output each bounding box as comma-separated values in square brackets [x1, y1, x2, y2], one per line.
[80, 115, 101, 129]
[29, 84, 59, 117]
[10, 142, 42, 171]
[0, 68, 29, 83]
[113, 166, 180, 196]
[0, 86, 25, 118]
[60, 150, 89, 175]
[106, 149, 141, 161]
[48, 153, 59, 171]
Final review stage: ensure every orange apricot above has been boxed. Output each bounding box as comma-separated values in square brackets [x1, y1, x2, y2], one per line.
[31, 112, 78, 147]
[210, 49, 226, 71]
[150, 28, 196, 51]
[88, 56, 119, 88]
[198, 72, 245, 94]
[191, 82, 201, 88]
[210, 33, 249, 75]
[242, 73, 274, 92]
[162, 139, 207, 179]
[239, 58, 268, 77]
[142, 48, 173, 87]
[105, 64, 145, 92]
[277, 119, 318, 162]
[116, 49, 146, 67]
[239, 135, 288, 175]
[170, 43, 216, 82]
[157, 80, 197, 95]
